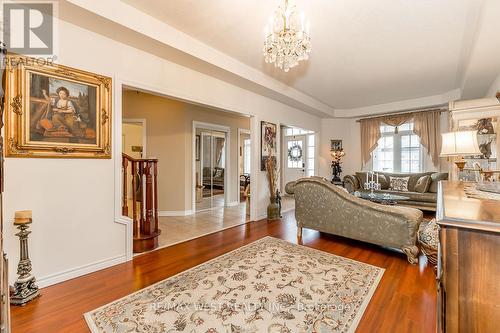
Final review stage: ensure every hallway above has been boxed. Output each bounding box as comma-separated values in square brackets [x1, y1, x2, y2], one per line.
[157, 203, 249, 248]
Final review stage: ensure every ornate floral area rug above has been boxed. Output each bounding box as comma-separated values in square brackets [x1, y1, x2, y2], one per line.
[85, 237, 384, 333]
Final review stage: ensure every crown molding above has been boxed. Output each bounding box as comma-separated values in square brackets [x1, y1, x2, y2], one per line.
[333, 89, 461, 118]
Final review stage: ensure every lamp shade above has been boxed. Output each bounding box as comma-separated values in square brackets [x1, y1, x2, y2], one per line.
[440, 131, 481, 156]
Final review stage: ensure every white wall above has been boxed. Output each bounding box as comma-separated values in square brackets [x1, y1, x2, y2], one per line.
[3, 4, 321, 286]
[319, 119, 361, 179]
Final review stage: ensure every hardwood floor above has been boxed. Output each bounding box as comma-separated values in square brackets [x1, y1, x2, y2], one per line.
[11, 211, 436, 332]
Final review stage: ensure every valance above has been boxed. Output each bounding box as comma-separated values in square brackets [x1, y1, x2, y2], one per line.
[380, 114, 413, 133]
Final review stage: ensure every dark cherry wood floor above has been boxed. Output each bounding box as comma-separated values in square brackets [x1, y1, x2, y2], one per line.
[11, 211, 436, 332]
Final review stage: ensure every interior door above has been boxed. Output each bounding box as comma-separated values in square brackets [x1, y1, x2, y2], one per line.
[197, 131, 213, 211]
[196, 129, 226, 211]
[211, 132, 226, 208]
[284, 135, 307, 184]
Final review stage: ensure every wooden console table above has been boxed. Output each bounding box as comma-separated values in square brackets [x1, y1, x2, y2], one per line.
[436, 181, 500, 332]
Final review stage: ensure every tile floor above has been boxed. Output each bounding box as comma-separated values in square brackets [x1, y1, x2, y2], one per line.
[157, 196, 295, 249]
[158, 202, 248, 248]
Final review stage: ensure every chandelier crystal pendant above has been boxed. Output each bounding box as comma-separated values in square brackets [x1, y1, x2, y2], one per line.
[263, 0, 311, 72]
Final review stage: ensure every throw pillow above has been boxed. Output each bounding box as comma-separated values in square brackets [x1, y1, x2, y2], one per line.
[418, 219, 439, 265]
[213, 168, 224, 178]
[414, 175, 432, 193]
[355, 172, 367, 186]
[378, 174, 390, 189]
[389, 176, 410, 191]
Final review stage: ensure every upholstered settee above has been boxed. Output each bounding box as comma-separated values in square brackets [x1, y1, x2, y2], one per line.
[285, 177, 423, 264]
[343, 171, 448, 210]
[202, 167, 225, 188]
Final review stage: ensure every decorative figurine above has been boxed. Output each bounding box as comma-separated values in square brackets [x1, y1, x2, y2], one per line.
[10, 210, 40, 306]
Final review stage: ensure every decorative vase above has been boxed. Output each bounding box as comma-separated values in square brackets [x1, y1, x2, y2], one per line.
[267, 197, 280, 220]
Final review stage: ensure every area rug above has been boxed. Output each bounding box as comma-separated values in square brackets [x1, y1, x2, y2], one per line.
[85, 237, 384, 333]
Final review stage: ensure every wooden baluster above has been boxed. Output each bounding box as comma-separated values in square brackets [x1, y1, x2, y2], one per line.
[122, 156, 128, 216]
[153, 161, 158, 233]
[131, 160, 138, 237]
[124, 154, 160, 253]
[139, 161, 145, 235]
[144, 161, 153, 236]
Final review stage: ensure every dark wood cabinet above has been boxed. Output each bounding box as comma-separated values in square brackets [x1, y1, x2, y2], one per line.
[436, 181, 500, 333]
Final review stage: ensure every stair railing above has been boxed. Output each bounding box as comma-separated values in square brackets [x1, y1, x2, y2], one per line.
[122, 153, 160, 252]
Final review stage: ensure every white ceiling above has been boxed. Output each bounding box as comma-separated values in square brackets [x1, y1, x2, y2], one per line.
[121, 0, 483, 111]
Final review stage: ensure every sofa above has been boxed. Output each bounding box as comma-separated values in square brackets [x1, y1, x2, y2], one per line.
[285, 177, 423, 263]
[343, 171, 448, 210]
[202, 167, 225, 189]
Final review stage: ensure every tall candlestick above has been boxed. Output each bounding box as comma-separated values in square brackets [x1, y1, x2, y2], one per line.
[11, 213, 40, 305]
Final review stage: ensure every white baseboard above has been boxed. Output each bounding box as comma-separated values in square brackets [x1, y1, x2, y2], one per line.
[37, 254, 127, 288]
[255, 214, 267, 221]
[158, 210, 194, 217]
[226, 201, 240, 207]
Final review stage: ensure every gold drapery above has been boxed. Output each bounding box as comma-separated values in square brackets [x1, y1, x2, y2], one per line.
[413, 110, 441, 167]
[380, 114, 413, 133]
[360, 118, 381, 166]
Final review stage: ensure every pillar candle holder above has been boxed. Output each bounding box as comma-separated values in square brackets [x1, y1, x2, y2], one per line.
[10, 211, 39, 306]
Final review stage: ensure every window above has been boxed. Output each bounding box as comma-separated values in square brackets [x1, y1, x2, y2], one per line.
[287, 140, 303, 169]
[243, 139, 251, 174]
[372, 122, 423, 173]
[283, 127, 313, 136]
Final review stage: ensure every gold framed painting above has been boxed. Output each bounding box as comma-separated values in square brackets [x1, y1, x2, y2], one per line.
[4, 54, 112, 158]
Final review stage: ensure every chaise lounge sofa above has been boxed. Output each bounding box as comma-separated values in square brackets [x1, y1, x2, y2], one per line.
[285, 177, 423, 264]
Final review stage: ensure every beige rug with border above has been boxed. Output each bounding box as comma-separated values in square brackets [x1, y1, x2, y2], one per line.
[85, 237, 384, 333]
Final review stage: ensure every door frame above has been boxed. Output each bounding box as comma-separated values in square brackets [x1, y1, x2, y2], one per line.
[192, 121, 231, 212]
[283, 134, 307, 186]
[122, 118, 147, 158]
[237, 128, 251, 204]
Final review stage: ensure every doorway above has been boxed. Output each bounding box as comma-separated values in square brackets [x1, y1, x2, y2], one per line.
[281, 126, 316, 213]
[284, 134, 307, 184]
[122, 119, 146, 158]
[194, 123, 229, 212]
[238, 129, 251, 216]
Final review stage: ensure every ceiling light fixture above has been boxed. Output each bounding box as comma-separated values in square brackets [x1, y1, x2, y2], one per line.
[263, 0, 311, 72]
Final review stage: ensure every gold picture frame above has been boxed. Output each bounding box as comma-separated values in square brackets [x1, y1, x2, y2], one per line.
[4, 54, 112, 158]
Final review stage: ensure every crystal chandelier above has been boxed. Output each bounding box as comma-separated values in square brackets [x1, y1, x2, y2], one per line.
[263, 0, 311, 72]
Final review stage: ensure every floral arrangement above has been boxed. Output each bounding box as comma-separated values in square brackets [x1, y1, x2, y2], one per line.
[265, 156, 279, 199]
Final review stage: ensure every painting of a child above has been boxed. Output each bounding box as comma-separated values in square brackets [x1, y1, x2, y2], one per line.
[29, 73, 97, 144]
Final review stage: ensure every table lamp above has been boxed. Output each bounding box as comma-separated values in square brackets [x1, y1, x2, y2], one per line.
[440, 131, 481, 171]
